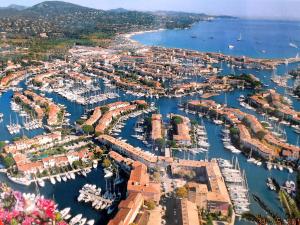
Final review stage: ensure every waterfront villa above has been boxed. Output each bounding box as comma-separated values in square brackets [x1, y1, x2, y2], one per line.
[127, 161, 161, 203]
[108, 192, 144, 225]
[151, 114, 163, 141]
[171, 159, 231, 216]
[172, 114, 192, 146]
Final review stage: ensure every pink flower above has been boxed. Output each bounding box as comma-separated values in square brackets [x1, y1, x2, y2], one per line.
[0, 186, 67, 224]
[22, 217, 35, 225]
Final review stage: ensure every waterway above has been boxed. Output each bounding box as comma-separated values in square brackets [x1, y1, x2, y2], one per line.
[1, 18, 300, 224]
[133, 18, 300, 59]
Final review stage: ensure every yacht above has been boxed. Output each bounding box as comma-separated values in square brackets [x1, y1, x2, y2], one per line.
[37, 179, 45, 187]
[70, 172, 76, 179]
[64, 214, 72, 220]
[87, 220, 95, 225]
[62, 176, 67, 182]
[50, 176, 56, 185]
[213, 119, 223, 125]
[104, 169, 113, 178]
[228, 45, 235, 49]
[237, 33, 242, 41]
[238, 95, 245, 102]
[66, 173, 71, 180]
[93, 160, 98, 169]
[70, 214, 83, 225]
[56, 175, 62, 183]
[266, 162, 272, 170]
[60, 207, 71, 218]
[288, 167, 294, 173]
[78, 218, 87, 225]
[289, 42, 298, 49]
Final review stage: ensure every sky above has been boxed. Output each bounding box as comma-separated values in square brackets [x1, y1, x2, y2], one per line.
[1, 0, 300, 20]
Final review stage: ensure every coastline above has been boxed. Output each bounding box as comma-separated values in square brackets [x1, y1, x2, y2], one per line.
[124, 28, 166, 41]
[124, 23, 300, 65]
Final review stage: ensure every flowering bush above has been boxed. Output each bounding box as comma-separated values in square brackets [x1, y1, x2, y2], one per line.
[0, 183, 67, 224]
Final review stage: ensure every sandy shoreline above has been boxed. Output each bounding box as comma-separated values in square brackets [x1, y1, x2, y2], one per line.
[121, 28, 300, 66]
[124, 28, 166, 39]
[122, 28, 166, 46]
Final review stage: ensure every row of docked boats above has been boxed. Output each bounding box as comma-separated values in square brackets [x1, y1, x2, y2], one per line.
[83, 91, 119, 105]
[218, 157, 250, 215]
[77, 184, 120, 212]
[37, 168, 94, 187]
[238, 95, 255, 111]
[111, 103, 156, 138]
[60, 207, 95, 225]
[6, 122, 21, 134]
[192, 123, 210, 153]
[23, 116, 43, 130]
[265, 161, 293, 173]
[222, 128, 241, 154]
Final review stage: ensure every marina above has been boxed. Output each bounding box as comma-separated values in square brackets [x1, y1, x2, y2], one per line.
[218, 157, 250, 216]
[0, 17, 300, 225]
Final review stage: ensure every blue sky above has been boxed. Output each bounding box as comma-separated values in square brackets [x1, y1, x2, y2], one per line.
[1, 0, 300, 20]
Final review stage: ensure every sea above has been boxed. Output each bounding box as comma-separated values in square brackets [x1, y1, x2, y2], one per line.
[1, 18, 300, 224]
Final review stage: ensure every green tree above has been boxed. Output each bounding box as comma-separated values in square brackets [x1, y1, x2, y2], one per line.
[207, 214, 213, 225]
[168, 140, 177, 148]
[145, 200, 156, 210]
[229, 127, 239, 136]
[101, 106, 109, 114]
[82, 125, 95, 134]
[175, 186, 188, 198]
[228, 205, 233, 218]
[137, 104, 147, 110]
[153, 172, 161, 182]
[0, 141, 5, 151]
[102, 158, 111, 168]
[256, 130, 266, 140]
[156, 138, 165, 149]
[72, 160, 82, 169]
[3, 155, 15, 168]
[191, 119, 198, 126]
[172, 116, 183, 125]
[76, 118, 85, 125]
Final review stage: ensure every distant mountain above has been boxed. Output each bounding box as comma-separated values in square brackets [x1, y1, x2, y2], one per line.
[25, 1, 98, 17]
[0, 1, 223, 38]
[109, 8, 129, 13]
[0, 4, 27, 10]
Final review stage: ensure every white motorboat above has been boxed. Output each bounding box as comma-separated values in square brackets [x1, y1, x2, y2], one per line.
[70, 172, 76, 179]
[60, 207, 71, 218]
[56, 175, 62, 182]
[70, 214, 83, 225]
[50, 177, 56, 185]
[78, 218, 87, 225]
[64, 214, 71, 220]
[93, 160, 98, 169]
[288, 167, 294, 173]
[87, 219, 95, 225]
[37, 179, 45, 187]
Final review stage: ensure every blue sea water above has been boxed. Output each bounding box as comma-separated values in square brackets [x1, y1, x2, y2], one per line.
[1, 18, 300, 224]
[133, 19, 300, 59]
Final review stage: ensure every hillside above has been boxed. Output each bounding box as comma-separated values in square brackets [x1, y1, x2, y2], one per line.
[0, 1, 228, 61]
[0, 1, 215, 38]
